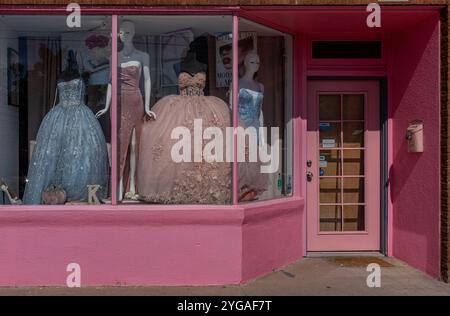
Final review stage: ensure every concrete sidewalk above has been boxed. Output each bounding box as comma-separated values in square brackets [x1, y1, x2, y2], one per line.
[1, 257, 450, 296]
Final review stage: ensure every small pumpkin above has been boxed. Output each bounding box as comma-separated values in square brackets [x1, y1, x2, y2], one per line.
[42, 185, 67, 205]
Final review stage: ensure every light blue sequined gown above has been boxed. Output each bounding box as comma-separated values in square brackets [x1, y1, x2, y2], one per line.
[237, 87, 268, 196]
[23, 78, 109, 204]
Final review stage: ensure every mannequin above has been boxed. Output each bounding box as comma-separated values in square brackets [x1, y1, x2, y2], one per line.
[96, 21, 155, 201]
[179, 37, 208, 75]
[227, 52, 268, 202]
[238, 52, 265, 132]
[228, 52, 265, 144]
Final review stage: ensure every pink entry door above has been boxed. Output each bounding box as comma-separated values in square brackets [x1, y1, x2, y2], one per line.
[307, 81, 380, 252]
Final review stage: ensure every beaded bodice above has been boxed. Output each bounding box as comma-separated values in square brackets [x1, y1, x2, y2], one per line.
[178, 72, 206, 96]
[57, 78, 85, 107]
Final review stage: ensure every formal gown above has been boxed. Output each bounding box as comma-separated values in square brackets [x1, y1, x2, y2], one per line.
[237, 87, 268, 197]
[137, 72, 232, 204]
[23, 78, 109, 204]
[118, 65, 145, 191]
[238, 88, 264, 132]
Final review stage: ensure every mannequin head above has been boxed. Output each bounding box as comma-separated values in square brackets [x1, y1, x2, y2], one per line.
[243, 52, 260, 75]
[119, 21, 136, 45]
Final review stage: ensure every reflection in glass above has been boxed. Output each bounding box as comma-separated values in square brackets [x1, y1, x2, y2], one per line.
[320, 123, 341, 149]
[343, 94, 364, 120]
[319, 95, 341, 121]
[344, 205, 365, 231]
[343, 178, 365, 204]
[343, 122, 364, 148]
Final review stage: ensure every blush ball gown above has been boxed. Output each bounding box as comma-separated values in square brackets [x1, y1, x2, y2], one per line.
[23, 78, 109, 204]
[137, 72, 232, 204]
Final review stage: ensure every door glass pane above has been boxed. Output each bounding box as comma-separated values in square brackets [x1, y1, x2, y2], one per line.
[343, 178, 365, 204]
[320, 178, 341, 203]
[320, 123, 341, 149]
[343, 95, 364, 120]
[320, 205, 342, 232]
[344, 205, 365, 231]
[319, 95, 341, 121]
[343, 122, 364, 148]
[319, 150, 341, 176]
[343, 150, 364, 176]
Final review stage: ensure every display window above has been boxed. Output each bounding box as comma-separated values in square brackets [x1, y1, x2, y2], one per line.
[0, 13, 293, 206]
[112, 16, 233, 205]
[236, 18, 293, 203]
[0, 15, 112, 206]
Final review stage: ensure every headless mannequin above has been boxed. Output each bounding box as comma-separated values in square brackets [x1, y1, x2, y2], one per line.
[96, 21, 155, 201]
[180, 45, 207, 75]
[52, 50, 83, 108]
[174, 38, 208, 82]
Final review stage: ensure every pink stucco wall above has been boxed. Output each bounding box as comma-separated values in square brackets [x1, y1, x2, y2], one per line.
[241, 199, 303, 282]
[390, 15, 441, 278]
[0, 200, 304, 286]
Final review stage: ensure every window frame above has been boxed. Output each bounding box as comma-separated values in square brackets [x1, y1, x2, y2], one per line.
[0, 6, 297, 209]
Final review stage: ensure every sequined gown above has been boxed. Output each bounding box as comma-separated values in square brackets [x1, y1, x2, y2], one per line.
[237, 87, 268, 196]
[23, 78, 109, 204]
[238, 88, 264, 132]
[119, 65, 145, 191]
[137, 72, 232, 204]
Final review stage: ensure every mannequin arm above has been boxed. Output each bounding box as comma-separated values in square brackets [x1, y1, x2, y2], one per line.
[143, 53, 156, 120]
[143, 65, 156, 119]
[95, 83, 111, 118]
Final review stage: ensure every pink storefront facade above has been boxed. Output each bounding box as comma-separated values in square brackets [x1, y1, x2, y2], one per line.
[0, 3, 445, 286]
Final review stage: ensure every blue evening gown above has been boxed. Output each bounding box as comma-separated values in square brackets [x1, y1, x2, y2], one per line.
[23, 78, 109, 204]
[238, 88, 264, 131]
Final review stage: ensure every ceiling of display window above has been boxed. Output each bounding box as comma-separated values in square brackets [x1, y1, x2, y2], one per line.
[0, 14, 286, 37]
[242, 6, 441, 34]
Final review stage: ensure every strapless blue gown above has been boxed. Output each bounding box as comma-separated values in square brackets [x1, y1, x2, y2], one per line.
[23, 78, 109, 204]
[238, 88, 264, 131]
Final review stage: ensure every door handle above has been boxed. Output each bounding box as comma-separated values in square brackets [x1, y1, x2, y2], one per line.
[307, 171, 313, 182]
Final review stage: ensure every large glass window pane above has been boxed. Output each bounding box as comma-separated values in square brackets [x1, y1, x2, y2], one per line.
[114, 16, 233, 204]
[0, 15, 112, 205]
[237, 18, 293, 203]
